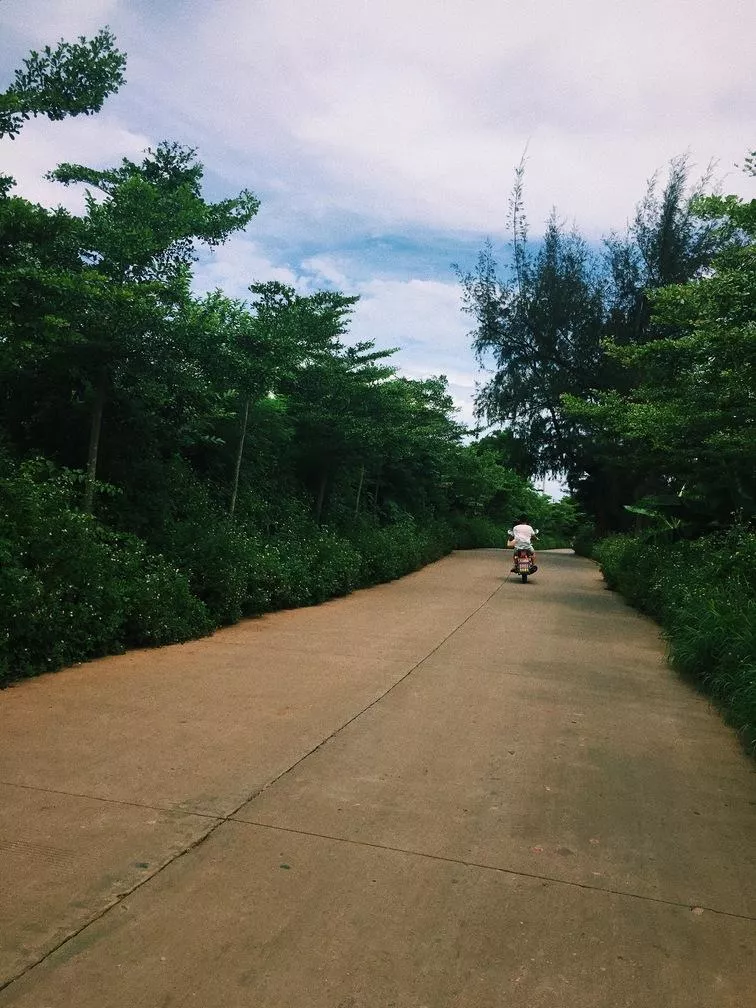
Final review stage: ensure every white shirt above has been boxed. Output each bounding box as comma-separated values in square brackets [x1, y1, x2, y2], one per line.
[512, 523, 536, 545]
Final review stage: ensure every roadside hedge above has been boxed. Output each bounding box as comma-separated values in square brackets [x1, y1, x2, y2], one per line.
[0, 461, 212, 683]
[593, 531, 756, 752]
[0, 461, 505, 686]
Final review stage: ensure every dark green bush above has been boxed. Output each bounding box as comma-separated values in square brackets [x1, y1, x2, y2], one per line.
[346, 517, 443, 586]
[1, 452, 571, 685]
[448, 515, 509, 549]
[0, 460, 211, 685]
[113, 539, 213, 647]
[0, 461, 466, 685]
[300, 529, 362, 603]
[593, 531, 756, 751]
[160, 513, 253, 625]
[572, 523, 599, 557]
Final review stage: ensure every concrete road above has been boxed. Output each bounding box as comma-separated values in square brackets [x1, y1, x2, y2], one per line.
[1, 549, 755, 1007]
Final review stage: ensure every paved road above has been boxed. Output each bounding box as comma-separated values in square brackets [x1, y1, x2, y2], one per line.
[1, 549, 755, 1007]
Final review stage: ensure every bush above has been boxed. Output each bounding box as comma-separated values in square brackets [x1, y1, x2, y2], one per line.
[160, 513, 254, 625]
[299, 529, 362, 603]
[348, 516, 451, 586]
[0, 459, 465, 685]
[0, 454, 576, 686]
[572, 523, 599, 557]
[0, 459, 211, 685]
[593, 531, 756, 752]
[114, 539, 213, 648]
[448, 515, 509, 549]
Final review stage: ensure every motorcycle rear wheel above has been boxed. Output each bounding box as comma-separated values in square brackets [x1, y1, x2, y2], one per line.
[520, 572, 528, 583]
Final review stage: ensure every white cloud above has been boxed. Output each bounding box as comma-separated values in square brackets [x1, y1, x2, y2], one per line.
[192, 235, 302, 297]
[157, 0, 754, 235]
[346, 277, 479, 424]
[193, 250, 474, 371]
[4, 0, 753, 236]
[193, 247, 482, 424]
[299, 255, 352, 290]
[349, 278, 470, 355]
[0, 0, 119, 41]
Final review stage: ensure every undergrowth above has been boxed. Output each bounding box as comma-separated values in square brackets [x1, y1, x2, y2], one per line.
[0, 461, 509, 686]
[593, 531, 756, 753]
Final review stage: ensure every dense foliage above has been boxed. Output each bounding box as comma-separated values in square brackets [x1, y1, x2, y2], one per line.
[459, 155, 747, 531]
[0, 32, 574, 685]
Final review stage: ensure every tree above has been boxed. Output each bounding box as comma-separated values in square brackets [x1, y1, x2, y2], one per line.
[602, 155, 729, 353]
[50, 142, 259, 283]
[470, 430, 537, 480]
[195, 283, 360, 519]
[4, 143, 259, 510]
[0, 29, 126, 139]
[459, 214, 606, 481]
[567, 158, 756, 529]
[461, 156, 738, 532]
[285, 338, 395, 523]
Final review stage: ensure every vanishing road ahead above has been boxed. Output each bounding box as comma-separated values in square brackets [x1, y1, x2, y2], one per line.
[1, 549, 755, 1007]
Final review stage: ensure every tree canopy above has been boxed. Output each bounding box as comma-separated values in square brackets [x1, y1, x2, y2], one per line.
[461, 154, 754, 535]
[0, 29, 126, 139]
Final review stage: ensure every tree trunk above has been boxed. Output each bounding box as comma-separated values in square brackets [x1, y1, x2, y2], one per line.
[354, 464, 365, 519]
[315, 471, 328, 525]
[83, 367, 107, 512]
[229, 396, 251, 518]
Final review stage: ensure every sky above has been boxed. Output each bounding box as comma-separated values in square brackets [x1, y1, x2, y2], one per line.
[1, 0, 753, 485]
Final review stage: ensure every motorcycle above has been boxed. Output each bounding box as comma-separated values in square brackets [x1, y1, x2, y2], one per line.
[508, 529, 538, 583]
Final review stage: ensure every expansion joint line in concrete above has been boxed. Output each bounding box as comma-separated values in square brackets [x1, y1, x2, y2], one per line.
[234, 817, 756, 924]
[0, 583, 506, 995]
[236, 579, 507, 812]
[0, 817, 221, 995]
[0, 779, 223, 819]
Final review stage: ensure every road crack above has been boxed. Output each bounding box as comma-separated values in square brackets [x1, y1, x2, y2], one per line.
[228, 817, 756, 924]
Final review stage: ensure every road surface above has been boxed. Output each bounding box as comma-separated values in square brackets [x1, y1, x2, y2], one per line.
[1, 549, 755, 1006]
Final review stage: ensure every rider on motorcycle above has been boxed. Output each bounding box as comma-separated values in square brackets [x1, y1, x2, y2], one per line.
[509, 515, 538, 573]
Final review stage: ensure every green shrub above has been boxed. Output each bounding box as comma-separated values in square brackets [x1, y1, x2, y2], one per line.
[572, 523, 599, 557]
[448, 515, 509, 549]
[0, 460, 210, 685]
[593, 531, 756, 752]
[114, 539, 212, 648]
[160, 513, 253, 625]
[0, 454, 577, 686]
[349, 518, 427, 585]
[300, 530, 362, 603]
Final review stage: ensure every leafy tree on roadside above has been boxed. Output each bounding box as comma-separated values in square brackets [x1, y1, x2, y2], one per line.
[206, 282, 363, 518]
[461, 156, 737, 531]
[470, 429, 538, 481]
[459, 215, 606, 481]
[285, 338, 396, 523]
[0, 29, 126, 139]
[566, 155, 756, 529]
[602, 155, 731, 354]
[41, 143, 259, 508]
